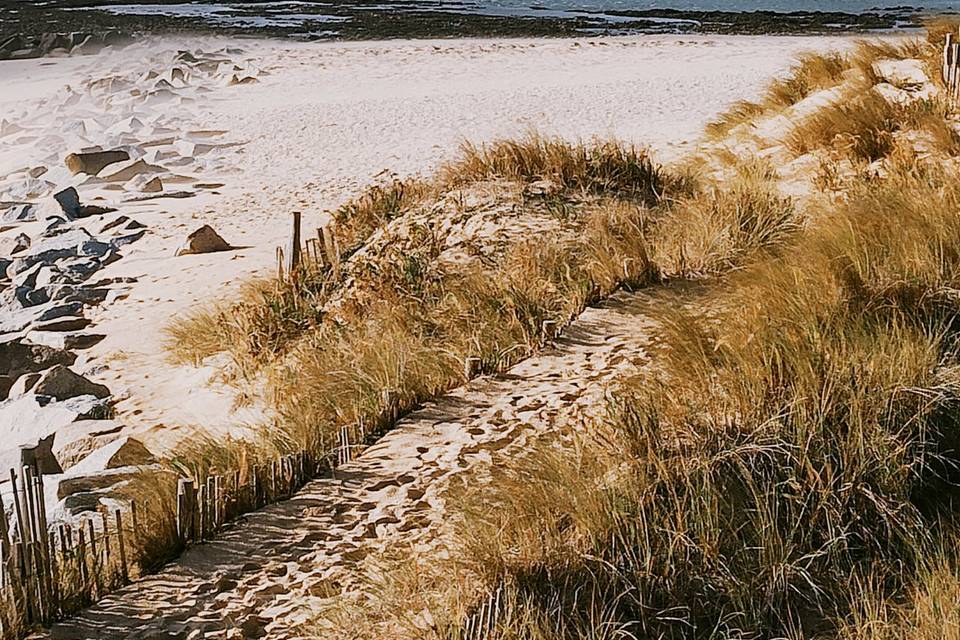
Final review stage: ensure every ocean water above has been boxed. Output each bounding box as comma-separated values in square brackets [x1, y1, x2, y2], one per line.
[33, 0, 960, 35]
[470, 0, 960, 9]
[88, 0, 960, 13]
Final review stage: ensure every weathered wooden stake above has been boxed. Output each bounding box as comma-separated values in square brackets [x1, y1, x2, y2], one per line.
[464, 356, 481, 379]
[99, 512, 111, 583]
[287, 211, 302, 274]
[86, 519, 100, 596]
[114, 510, 128, 584]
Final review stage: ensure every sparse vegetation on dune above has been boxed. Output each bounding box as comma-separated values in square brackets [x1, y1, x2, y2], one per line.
[163, 25, 960, 640]
[444, 162, 960, 639]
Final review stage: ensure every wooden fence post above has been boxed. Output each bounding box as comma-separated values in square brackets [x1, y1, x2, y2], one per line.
[464, 356, 481, 379]
[287, 211, 302, 274]
[114, 510, 128, 584]
[86, 518, 100, 597]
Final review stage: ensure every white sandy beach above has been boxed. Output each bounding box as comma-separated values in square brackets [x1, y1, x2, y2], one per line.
[0, 33, 857, 454]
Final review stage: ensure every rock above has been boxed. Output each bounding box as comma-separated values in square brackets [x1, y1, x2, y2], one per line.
[32, 365, 109, 401]
[56, 466, 142, 500]
[176, 225, 231, 256]
[79, 239, 112, 259]
[142, 177, 163, 193]
[0, 393, 111, 444]
[0, 288, 35, 333]
[24, 331, 104, 351]
[9, 233, 30, 254]
[100, 215, 131, 233]
[68, 436, 155, 474]
[12, 263, 43, 289]
[8, 227, 92, 274]
[53, 187, 81, 218]
[52, 419, 123, 470]
[64, 149, 130, 176]
[874, 82, 937, 107]
[97, 158, 163, 183]
[112, 229, 146, 247]
[31, 316, 91, 333]
[36, 303, 84, 326]
[8, 371, 42, 398]
[20, 434, 63, 475]
[50, 285, 109, 306]
[0, 204, 35, 223]
[60, 257, 107, 283]
[0, 338, 75, 377]
[76, 204, 117, 219]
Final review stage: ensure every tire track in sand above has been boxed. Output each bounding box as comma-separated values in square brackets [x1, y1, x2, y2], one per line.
[40, 287, 688, 640]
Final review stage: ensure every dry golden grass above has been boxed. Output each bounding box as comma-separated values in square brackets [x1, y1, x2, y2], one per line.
[440, 157, 960, 639]
[840, 551, 960, 640]
[653, 159, 797, 277]
[786, 88, 902, 161]
[171, 36, 960, 640]
[440, 134, 690, 205]
[766, 50, 849, 109]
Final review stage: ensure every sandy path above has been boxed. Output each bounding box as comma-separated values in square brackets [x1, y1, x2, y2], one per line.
[40, 285, 692, 639]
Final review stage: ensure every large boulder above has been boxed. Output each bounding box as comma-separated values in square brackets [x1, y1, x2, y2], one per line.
[23, 331, 104, 351]
[0, 393, 111, 444]
[53, 187, 81, 218]
[873, 58, 929, 88]
[7, 227, 92, 274]
[97, 158, 163, 183]
[51, 419, 123, 470]
[0, 338, 75, 377]
[56, 436, 164, 504]
[56, 467, 142, 500]
[176, 224, 231, 256]
[20, 434, 62, 475]
[67, 436, 155, 475]
[7, 371, 41, 399]
[65, 149, 130, 176]
[32, 365, 109, 401]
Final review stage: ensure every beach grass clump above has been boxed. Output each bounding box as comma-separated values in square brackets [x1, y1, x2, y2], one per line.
[443, 158, 960, 640]
[704, 98, 766, 139]
[165, 179, 430, 377]
[653, 158, 797, 277]
[839, 553, 960, 640]
[165, 274, 332, 378]
[786, 88, 902, 161]
[765, 50, 849, 108]
[441, 134, 686, 205]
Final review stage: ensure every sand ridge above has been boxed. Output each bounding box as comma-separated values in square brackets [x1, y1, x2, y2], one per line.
[2, 33, 857, 453]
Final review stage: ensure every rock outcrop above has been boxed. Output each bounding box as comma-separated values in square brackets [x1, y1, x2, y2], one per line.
[176, 224, 232, 256]
[65, 149, 130, 176]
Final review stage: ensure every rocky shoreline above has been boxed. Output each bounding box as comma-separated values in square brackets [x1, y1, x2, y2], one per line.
[0, 43, 255, 534]
[0, 2, 933, 60]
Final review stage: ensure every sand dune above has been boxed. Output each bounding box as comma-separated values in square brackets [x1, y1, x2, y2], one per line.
[0, 33, 854, 458]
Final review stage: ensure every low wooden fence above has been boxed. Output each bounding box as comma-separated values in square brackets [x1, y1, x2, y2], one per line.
[174, 452, 315, 545]
[0, 465, 135, 635]
[0, 216, 409, 638]
[0, 211, 554, 638]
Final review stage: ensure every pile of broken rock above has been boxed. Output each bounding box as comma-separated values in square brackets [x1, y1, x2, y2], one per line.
[1, 174, 163, 529]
